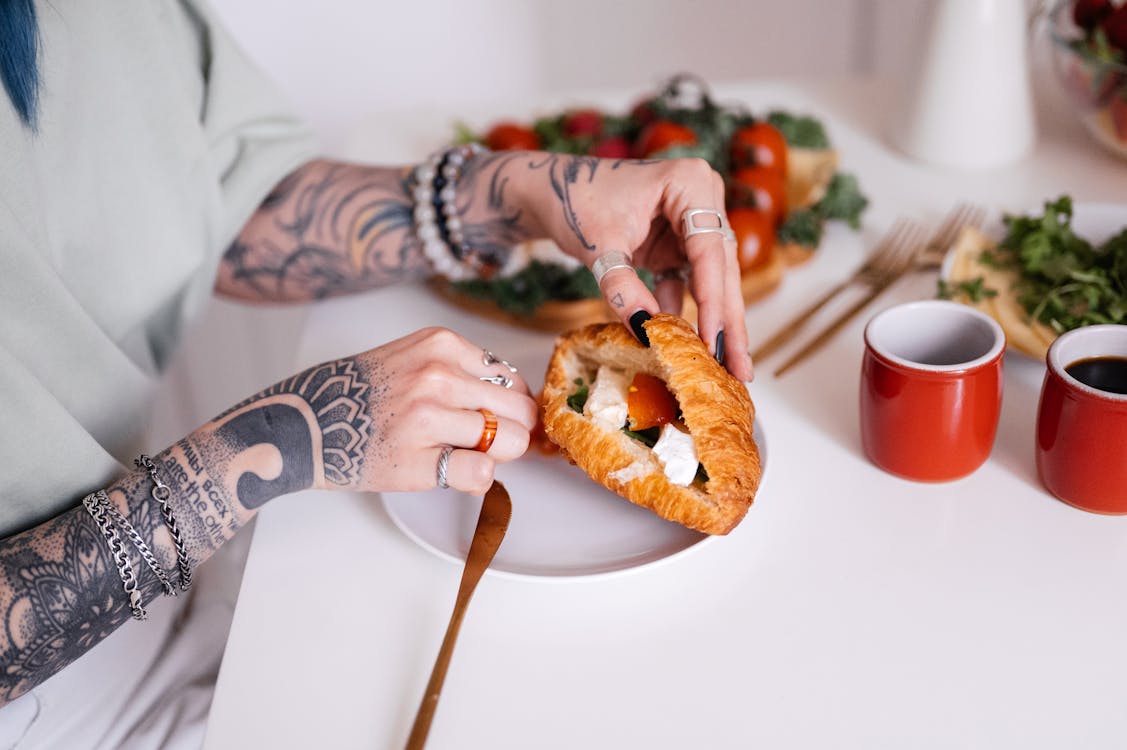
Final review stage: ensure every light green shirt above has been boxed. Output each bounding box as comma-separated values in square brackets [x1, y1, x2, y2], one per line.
[0, 0, 317, 535]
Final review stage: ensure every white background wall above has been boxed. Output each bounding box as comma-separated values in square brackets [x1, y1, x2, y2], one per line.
[210, 0, 935, 141]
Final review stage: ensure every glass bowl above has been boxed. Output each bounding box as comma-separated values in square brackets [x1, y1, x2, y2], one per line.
[1048, 0, 1127, 160]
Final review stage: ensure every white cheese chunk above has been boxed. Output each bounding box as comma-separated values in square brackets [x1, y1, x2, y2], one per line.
[651, 423, 699, 486]
[583, 365, 630, 431]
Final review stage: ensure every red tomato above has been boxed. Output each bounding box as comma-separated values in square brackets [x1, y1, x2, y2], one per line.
[633, 121, 697, 157]
[728, 208, 777, 274]
[729, 122, 788, 175]
[728, 166, 788, 224]
[629, 97, 658, 129]
[1074, 0, 1112, 30]
[589, 136, 631, 159]
[627, 373, 679, 430]
[562, 109, 604, 138]
[1103, 5, 1127, 51]
[484, 122, 540, 151]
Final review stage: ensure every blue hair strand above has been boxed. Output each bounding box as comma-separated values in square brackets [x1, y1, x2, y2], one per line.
[0, 0, 40, 127]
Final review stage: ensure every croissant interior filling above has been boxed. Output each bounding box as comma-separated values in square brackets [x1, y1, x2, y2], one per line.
[567, 360, 706, 486]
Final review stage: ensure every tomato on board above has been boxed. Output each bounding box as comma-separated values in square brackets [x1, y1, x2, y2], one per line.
[627, 373, 680, 430]
[562, 109, 604, 138]
[728, 166, 788, 224]
[589, 136, 631, 159]
[728, 208, 777, 274]
[484, 122, 541, 151]
[633, 121, 697, 157]
[729, 122, 788, 175]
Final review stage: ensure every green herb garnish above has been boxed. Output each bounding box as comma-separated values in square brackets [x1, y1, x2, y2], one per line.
[766, 110, 831, 149]
[621, 426, 661, 447]
[815, 173, 869, 229]
[938, 277, 998, 303]
[567, 378, 589, 413]
[991, 195, 1126, 331]
[776, 208, 823, 248]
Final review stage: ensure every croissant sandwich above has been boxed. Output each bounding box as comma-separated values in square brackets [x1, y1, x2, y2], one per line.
[540, 313, 761, 535]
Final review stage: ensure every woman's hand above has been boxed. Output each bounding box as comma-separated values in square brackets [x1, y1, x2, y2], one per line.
[500, 153, 752, 381]
[324, 327, 537, 496]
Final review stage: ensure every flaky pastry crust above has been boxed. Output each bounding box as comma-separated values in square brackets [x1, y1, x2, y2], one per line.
[540, 314, 761, 535]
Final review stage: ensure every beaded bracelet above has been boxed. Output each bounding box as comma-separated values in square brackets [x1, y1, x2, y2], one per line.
[411, 143, 505, 280]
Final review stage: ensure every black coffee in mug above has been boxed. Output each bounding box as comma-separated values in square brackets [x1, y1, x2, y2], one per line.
[1065, 356, 1127, 395]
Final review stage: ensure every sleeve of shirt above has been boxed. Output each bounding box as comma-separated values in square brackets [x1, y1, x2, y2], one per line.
[184, 0, 320, 246]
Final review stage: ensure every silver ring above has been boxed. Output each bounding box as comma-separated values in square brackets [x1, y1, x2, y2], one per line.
[480, 375, 513, 389]
[681, 208, 736, 242]
[436, 445, 453, 489]
[591, 251, 635, 286]
[653, 266, 691, 284]
[482, 350, 518, 373]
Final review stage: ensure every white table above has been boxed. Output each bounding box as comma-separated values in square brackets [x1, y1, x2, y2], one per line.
[204, 79, 1127, 749]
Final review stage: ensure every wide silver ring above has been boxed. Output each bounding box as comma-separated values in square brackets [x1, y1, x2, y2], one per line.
[681, 208, 736, 242]
[480, 374, 514, 389]
[436, 445, 453, 489]
[482, 350, 518, 373]
[591, 251, 635, 286]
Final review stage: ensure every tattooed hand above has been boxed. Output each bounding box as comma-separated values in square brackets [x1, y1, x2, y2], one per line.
[204, 327, 536, 502]
[481, 152, 752, 381]
[221, 155, 750, 380]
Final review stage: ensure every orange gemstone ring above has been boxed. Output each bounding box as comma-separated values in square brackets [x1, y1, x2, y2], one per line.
[474, 409, 498, 453]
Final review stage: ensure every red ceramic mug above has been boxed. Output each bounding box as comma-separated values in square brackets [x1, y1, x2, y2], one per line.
[860, 300, 1005, 481]
[1036, 324, 1127, 514]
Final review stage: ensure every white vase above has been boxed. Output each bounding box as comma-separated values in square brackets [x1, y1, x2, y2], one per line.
[894, 0, 1036, 169]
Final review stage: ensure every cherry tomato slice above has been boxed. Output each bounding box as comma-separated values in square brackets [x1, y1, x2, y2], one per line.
[729, 122, 788, 175]
[627, 373, 680, 431]
[728, 208, 777, 274]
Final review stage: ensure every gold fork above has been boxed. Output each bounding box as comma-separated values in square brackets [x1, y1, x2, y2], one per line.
[771, 203, 986, 377]
[751, 218, 925, 363]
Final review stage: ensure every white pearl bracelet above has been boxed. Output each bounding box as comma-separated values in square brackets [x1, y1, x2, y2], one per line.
[412, 143, 488, 280]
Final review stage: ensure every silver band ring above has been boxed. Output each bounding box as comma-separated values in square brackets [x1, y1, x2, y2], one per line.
[482, 350, 518, 373]
[682, 208, 736, 242]
[591, 251, 635, 286]
[653, 266, 691, 284]
[480, 375, 513, 389]
[436, 445, 453, 489]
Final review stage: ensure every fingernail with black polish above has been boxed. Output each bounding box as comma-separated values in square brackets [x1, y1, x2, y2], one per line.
[714, 329, 726, 366]
[629, 310, 652, 347]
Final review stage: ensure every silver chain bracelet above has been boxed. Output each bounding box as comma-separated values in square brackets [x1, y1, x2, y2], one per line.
[83, 491, 146, 620]
[135, 454, 193, 591]
[101, 502, 177, 597]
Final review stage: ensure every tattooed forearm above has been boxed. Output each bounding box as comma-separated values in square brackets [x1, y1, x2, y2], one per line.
[217, 153, 661, 303]
[217, 160, 422, 301]
[0, 478, 170, 704]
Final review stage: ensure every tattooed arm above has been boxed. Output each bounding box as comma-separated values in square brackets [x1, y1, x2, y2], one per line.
[214, 157, 533, 302]
[217, 152, 753, 380]
[0, 328, 536, 705]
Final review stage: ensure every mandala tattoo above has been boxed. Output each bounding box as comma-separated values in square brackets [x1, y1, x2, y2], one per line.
[0, 503, 163, 701]
[214, 358, 373, 507]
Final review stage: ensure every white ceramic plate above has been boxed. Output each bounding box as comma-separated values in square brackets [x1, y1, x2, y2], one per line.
[940, 201, 1127, 358]
[383, 419, 767, 581]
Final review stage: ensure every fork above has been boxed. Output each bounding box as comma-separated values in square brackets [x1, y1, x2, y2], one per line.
[751, 218, 926, 363]
[771, 203, 986, 377]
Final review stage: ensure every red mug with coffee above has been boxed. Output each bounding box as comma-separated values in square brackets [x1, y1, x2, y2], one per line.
[861, 301, 1006, 482]
[1036, 324, 1127, 514]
